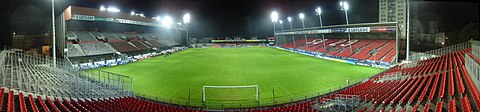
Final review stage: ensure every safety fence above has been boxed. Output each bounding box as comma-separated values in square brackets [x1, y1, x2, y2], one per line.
[0, 49, 133, 98]
[465, 40, 480, 90]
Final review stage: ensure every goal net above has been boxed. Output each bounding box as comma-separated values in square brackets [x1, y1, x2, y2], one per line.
[202, 85, 258, 102]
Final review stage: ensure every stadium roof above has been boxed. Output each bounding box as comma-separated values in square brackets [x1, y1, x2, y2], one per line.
[66, 6, 156, 23]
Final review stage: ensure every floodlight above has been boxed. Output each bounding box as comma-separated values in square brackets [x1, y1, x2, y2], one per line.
[177, 22, 182, 25]
[153, 16, 161, 21]
[340, 1, 349, 10]
[279, 20, 283, 24]
[162, 16, 173, 27]
[183, 13, 191, 24]
[299, 13, 305, 19]
[106, 7, 120, 12]
[271, 11, 278, 23]
[287, 17, 292, 22]
[100, 6, 106, 11]
[315, 7, 322, 15]
[131, 11, 135, 15]
[344, 2, 349, 10]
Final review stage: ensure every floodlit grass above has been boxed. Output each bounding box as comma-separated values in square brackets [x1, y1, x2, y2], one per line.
[95, 47, 384, 109]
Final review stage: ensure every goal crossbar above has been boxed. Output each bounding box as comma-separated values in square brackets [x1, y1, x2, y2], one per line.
[202, 85, 258, 102]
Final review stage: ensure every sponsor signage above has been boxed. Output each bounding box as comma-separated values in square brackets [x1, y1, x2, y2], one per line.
[345, 27, 370, 33]
[275, 26, 395, 35]
[72, 15, 95, 21]
[71, 14, 159, 27]
[211, 39, 267, 43]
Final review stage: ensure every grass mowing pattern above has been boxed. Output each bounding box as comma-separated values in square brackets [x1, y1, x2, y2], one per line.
[96, 47, 384, 109]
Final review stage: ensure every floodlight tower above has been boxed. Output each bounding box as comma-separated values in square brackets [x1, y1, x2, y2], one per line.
[315, 7, 327, 49]
[299, 13, 307, 46]
[340, 1, 352, 52]
[271, 11, 279, 45]
[183, 13, 191, 46]
[287, 16, 295, 47]
[279, 20, 284, 31]
[287, 17, 293, 30]
[279, 20, 285, 45]
[52, 0, 56, 68]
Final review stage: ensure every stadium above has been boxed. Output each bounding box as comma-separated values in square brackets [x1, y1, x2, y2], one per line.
[0, 0, 479, 112]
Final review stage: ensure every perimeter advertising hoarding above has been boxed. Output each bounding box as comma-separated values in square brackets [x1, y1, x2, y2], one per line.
[211, 39, 267, 43]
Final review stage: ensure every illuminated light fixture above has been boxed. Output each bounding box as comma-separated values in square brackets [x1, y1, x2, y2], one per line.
[177, 22, 182, 25]
[279, 20, 283, 24]
[287, 16, 292, 22]
[340, 1, 349, 11]
[106, 7, 120, 13]
[100, 6, 106, 11]
[271, 11, 278, 23]
[183, 13, 191, 24]
[162, 16, 173, 28]
[131, 11, 135, 15]
[298, 13, 305, 19]
[153, 16, 161, 21]
[315, 7, 322, 15]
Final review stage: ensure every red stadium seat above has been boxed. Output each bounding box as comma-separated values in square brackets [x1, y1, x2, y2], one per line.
[28, 94, 39, 112]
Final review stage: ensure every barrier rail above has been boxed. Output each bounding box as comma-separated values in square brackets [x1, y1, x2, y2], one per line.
[0, 49, 133, 98]
[465, 40, 480, 90]
[408, 41, 470, 62]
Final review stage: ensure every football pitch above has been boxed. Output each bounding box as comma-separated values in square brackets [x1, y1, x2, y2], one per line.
[95, 47, 384, 109]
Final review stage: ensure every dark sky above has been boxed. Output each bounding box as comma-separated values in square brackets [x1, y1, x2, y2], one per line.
[70, 0, 477, 38]
[71, 0, 379, 38]
[417, 1, 479, 33]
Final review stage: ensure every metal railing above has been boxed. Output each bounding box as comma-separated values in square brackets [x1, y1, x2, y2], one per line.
[0, 49, 133, 99]
[472, 40, 480, 58]
[465, 40, 480, 90]
[408, 41, 471, 62]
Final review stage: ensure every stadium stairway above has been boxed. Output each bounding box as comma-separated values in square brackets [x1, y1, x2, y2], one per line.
[335, 39, 374, 58]
[317, 39, 347, 53]
[350, 40, 389, 60]
[367, 40, 396, 61]
[326, 39, 359, 56]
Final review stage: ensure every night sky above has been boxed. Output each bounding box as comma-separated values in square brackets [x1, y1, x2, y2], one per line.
[70, 0, 477, 38]
[71, 0, 380, 38]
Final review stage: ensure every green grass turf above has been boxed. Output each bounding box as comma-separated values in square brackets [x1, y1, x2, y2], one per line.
[95, 47, 384, 109]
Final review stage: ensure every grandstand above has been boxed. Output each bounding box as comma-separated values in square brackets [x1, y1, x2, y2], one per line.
[62, 6, 181, 67]
[276, 23, 399, 66]
[1, 1, 478, 112]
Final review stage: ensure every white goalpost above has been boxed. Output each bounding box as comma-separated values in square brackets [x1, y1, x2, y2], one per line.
[202, 85, 259, 102]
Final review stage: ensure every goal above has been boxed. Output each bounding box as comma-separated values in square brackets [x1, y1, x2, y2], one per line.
[202, 85, 259, 102]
